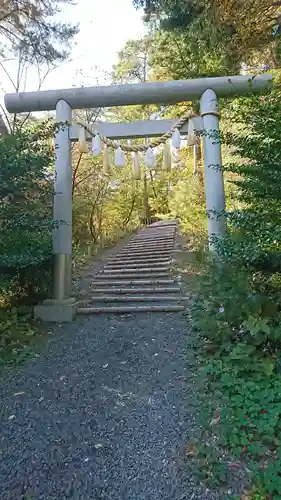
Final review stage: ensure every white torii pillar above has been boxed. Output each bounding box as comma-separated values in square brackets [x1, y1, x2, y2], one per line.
[200, 89, 226, 249]
[34, 100, 76, 321]
[53, 100, 73, 300]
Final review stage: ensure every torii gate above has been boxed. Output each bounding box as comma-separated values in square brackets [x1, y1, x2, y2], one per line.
[5, 74, 272, 321]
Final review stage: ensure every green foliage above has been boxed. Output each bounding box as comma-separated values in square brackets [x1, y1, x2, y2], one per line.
[0, 310, 39, 367]
[112, 38, 151, 84]
[151, 24, 234, 81]
[191, 258, 281, 495]
[217, 78, 281, 273]
[0, 121, 54, 304]
[167, 154, 207, 240]
[134, 0, 281, 81]
[0, 0, 79, 62]
[191, 76, 281, 497]
[71, 142, 143, 251]
[0, 121, 55, 367]
[133, 0, 202, 29]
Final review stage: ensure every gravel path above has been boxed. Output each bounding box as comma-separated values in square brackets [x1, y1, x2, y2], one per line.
[0, 311, 220, 500]
[0, 227, 220, 500]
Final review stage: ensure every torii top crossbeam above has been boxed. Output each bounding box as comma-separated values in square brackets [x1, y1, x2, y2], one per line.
[4, 74, 272, 113]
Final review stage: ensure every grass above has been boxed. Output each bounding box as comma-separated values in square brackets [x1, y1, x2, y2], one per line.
[174, 241, 276, 499]
[0, 309, 42, 368]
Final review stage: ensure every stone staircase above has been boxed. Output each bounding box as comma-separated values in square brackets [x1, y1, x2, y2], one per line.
[77, 220, 186, 314]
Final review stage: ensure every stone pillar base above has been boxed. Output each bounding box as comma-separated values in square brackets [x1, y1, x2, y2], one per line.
[34, 298, 77, 323]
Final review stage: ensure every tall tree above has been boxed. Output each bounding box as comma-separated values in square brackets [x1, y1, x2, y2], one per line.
[0, 53, 60, 132]
[109, 37, 160, 224]
[113, 38, 151, 84]
[150, 18, 237, 80]
[109, 37, 164, 121]
[133, 0, 203, 28]
[0, 0, 78, 63]
[133, 0, 281, 70]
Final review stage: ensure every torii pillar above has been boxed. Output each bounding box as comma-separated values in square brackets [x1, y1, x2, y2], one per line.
[200, 88, 226, 249]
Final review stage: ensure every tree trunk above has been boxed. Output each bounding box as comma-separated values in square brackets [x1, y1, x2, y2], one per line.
[143, 174, 150, 225]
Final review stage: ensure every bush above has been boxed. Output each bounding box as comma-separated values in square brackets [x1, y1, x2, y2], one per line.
[219, 78, 281, 273]
[191, 75, 281, 497]
[0, 121, 54, 305]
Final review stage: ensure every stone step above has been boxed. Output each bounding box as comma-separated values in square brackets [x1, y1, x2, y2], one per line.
[139, 227, 176, 232]
[135, 235, 175, 240]
[124, 250, 174, 256]
[130, 239, 174, 244]
[141, 224, 176, 228]
[142, 229, 176, 233]
[91, 279, 177, 286]
[108, 256, 172, 263]
[88, 287, 182, 294]
[107, 257, 172, 265]
[136, 236, 175, 241]
[96, 272, 170, 279]
[116, 254, 172, 261]
[77, 304, 185, 314]
[133, 233, 175, 238]
[107, 261, 171, 268]
[124, 247, 174, 253]
[87, 295, 186, 303]
[102, 266, 170, 274]
[137, 228, 175, 233]
[143, 222, 176, 225]
[142, 221, 176, 224]
[130, 237, 175, 244]
[105, 260, 171, 269]
[137, 233, 175, 238]
[120, 247, 173, 252]
[117, 250, 172, 257]
[116, 252, 172, 264]
[124, 243, 175, 250]
[126, 242, 174, 248]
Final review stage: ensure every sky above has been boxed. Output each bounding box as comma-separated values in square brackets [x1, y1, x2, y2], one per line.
[0, 0, 145, 106]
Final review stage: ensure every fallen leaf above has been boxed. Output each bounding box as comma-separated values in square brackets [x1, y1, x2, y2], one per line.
[241, 490, 251, 500]
[228, 462, 241, 469]
[204, 344, 218, 353]
[186, 446, 197, 457]
[94, 443, 103, 449]
[210, 416, 221, 427]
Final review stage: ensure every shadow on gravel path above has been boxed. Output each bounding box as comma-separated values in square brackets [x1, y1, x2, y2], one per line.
[0, 311, 220, 500]
[0, 233, 220, 499]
